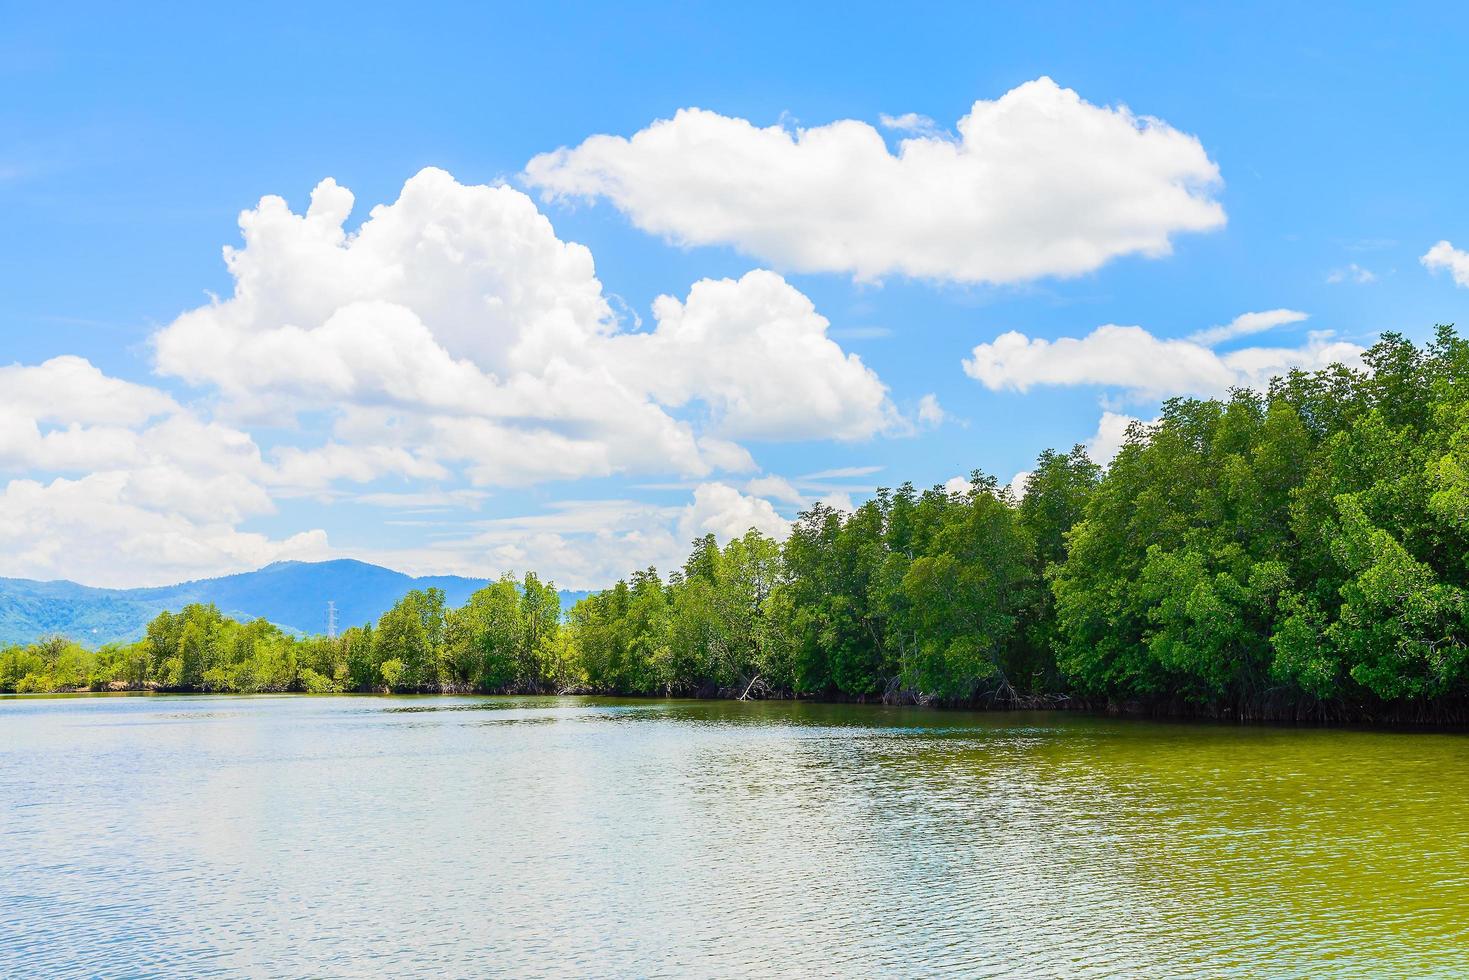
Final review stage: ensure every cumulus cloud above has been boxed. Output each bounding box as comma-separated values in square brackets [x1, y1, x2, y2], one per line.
[680, 482, 791, 541]
[158, 174, 613, 386]
[0, 359, 494, 586]
[618, 270, 897, 440]
[942, 471, 1028, 499]
[815, 491, 856, 513]
[963, 317, 1361, 401]
[0, 360, 331, 586]
[1086, 411, 1153, 465]
[154, 169, 898, 487]
[0, 414, 141, 473]
[0, 473, 328, 588]
[0, 356, 177, 426]
[1221, 334, 1366, 389]
[916, 393, 947, 426]
[943, 475, 974, 496]
[1422, 241, 1469, 287]
[524, 77, 1225, 284]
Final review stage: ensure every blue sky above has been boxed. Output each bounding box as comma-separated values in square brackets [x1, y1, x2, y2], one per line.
[3, 1, 1468, 588]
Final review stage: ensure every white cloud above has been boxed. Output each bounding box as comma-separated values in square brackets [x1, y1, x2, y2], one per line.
[270, 441, 450, 492]
[1006, 470, 1032, 499]
[0, 368, 273, 520]
[1223, 332, 1365, 390]
[0, 473, 327, 588]
[679, 482, 792, 541]
[1086, 411, 1152, 465]
[153, 169, 897, 488]
[943, 471, 1028, 498]
[0, 355, 335, 586]
[618, 270, 898, 440]
[917, 393, 947, 426]
[964, 318, 1362, 401]
[524, 77, 1224, 285]
[744, 474, 805, 505]
[943, 475, 974, 496]
[0, 356, 177, 426]
[1187, 308, 1308, 345]
[736, 466, 883, 513]
[695, 437, 758, 474]
[814, 491, 856, 514]
[965, 325, 1234, 397]
[0, 413, 141, 473]
[0, 363, 795, 590]
[1423, 240, 1469, 287]
[418, 410, 706, 489]
[161, 173, 613, 386]
[1326, 263, 1377, 285]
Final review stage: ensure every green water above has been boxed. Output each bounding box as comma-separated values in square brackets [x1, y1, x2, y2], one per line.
[1, 695, 1465, 977]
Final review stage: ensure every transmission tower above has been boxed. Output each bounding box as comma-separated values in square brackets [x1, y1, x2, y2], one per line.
[327, 600, 338, 640]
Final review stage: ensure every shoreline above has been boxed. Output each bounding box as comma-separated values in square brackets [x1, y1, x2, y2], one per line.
[8, 685, 1468, 731]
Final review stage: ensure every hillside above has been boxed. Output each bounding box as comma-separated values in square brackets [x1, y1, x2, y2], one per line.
[0, 560, 592, 646]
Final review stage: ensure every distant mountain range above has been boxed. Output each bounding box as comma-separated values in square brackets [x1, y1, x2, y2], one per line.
[0, 560, 593, 646]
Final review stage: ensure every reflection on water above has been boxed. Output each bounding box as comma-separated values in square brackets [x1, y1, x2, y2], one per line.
[2, 695, 1466, 977]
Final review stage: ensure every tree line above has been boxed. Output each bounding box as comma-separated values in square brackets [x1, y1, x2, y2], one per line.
[0, 573, 568, 696]
[6, 327, 1469, 720]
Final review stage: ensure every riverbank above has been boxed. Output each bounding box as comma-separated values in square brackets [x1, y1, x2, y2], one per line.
[12, 681, 1469, 728]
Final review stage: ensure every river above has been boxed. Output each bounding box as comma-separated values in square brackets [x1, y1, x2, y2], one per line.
[2, 695, 1466, 977]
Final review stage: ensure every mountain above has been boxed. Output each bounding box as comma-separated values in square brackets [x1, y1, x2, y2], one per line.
[0, 560, 593, 646]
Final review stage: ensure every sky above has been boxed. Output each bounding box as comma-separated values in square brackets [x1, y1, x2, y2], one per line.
[3, 1, 1469, 589]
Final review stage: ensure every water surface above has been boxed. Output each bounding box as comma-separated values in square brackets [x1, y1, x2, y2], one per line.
[2, 695, 1466, 977]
